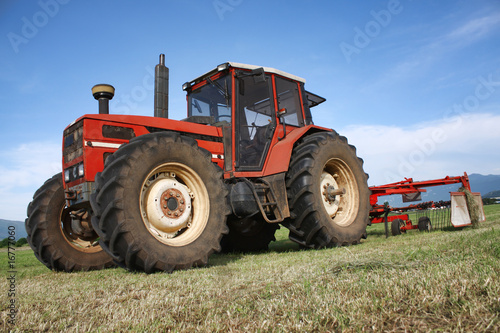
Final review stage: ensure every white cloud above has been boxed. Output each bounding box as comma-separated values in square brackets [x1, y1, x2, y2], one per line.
[446, 13, 500, 45]
[0, 141, 61, 221]
[340, 112, 500, 186]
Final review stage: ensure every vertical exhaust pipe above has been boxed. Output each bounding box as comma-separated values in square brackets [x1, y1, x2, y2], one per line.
[92, 84, 115, 114]
[154, 53, 169, 118]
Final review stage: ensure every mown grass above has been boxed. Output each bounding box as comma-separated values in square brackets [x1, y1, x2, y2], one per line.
[1, 205, 499, 332]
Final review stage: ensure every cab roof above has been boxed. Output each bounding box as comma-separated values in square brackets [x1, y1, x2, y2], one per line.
[182, 62, 326, 108]
[183, 62, 306, 90]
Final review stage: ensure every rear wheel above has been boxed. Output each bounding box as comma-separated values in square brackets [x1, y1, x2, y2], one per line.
[418, 216, 432, 232]
[25, 174, 114, 271]
[285, 132, 370, 248]
[90, 132, 230, 273]
[391, 218, 405, 236]
[221, 215, 279, 252]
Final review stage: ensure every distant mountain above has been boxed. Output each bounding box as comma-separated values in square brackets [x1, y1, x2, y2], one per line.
[468, 174, 500, 195]
[484, 190, 500, 198]
[376, 173, 500, 207]
[0, 219, 27, 240]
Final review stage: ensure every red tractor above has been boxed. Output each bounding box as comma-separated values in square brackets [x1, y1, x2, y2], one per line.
[26, 55, 370, 273]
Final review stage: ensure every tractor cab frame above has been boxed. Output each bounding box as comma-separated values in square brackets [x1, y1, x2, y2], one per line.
[182, 62, 326, 179]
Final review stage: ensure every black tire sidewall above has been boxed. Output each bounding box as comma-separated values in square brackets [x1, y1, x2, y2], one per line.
[311, 135, 370, 242]
[98, 133, 228, 270]
[26, 174, 112, 271]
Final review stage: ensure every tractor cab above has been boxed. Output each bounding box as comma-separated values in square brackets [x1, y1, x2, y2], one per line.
[182, 63, 326, 174]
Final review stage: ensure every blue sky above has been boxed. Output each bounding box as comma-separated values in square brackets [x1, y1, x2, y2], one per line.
[1, 0, 499, 220]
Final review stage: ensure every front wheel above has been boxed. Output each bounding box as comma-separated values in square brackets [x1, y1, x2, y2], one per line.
[285, 131, 370, 248]
[25, 174, 114, 271]
[90, 132, 230, 273]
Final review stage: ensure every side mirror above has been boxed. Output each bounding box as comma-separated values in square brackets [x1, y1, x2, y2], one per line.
[251, 67, 266, 83]
[237, 67, 266, 95]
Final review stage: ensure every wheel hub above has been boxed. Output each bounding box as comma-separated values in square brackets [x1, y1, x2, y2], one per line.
[145, 176, 192, 233]
[320, 172, 343, 217]
[160, 188, 187, 219]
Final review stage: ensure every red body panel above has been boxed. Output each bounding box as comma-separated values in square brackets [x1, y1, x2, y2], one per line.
[63, 114, 224, 188]
[229, 124, 331, 178]
[69, 114, 223, 137]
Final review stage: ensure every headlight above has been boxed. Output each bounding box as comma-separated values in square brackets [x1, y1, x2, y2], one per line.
[78, 163, 84, 177]
[217, 63, 229, 71]
[64, 162, 84, 183]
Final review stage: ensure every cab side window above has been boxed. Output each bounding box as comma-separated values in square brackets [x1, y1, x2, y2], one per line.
[275, 77, 304, 127]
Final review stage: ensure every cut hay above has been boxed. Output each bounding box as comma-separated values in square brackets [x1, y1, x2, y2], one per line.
[458, 187, 480, 228]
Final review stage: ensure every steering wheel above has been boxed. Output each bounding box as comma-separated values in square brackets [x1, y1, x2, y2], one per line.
[215, 115, 231, 122]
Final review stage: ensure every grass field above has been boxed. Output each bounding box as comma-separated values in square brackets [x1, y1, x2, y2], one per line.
[1, 205, 499, 332]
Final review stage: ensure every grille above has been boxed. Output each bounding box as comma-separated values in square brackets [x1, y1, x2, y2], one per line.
[63, 120, 84, 164]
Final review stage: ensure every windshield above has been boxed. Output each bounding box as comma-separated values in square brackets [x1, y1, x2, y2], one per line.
[188, 74, 232, 123]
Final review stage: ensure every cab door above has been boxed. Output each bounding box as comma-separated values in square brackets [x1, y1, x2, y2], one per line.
[235, 73, 276, 171]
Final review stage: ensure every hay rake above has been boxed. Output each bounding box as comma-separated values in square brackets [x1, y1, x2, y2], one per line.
[368, 172, 484, 236]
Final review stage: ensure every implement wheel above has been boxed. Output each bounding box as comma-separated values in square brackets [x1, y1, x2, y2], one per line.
[285, 131, 370, 248]
[25, 174, 114, 271]
[90, 132, 230, 273]
[418, 216, 432, 232]
[391, 218, 406, 236]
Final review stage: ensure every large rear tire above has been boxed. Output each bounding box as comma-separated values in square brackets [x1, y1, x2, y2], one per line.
[285, 131, 370, 248]
[25, 174, 114, 271]
[90, 132, 230, 273]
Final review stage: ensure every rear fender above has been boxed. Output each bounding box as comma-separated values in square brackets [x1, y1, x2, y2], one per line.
[262, 125, 331, 176]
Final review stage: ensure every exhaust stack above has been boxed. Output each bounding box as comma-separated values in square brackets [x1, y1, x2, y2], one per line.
[92, 84, 115, 115]
[154, 53, 169, 118]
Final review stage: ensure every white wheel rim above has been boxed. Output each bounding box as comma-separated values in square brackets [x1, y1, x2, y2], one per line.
[320, 172, 340, 216]
[140, 163, 209, 247]
[320, 158, 359, 227]
[59, 206, 101, 253]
